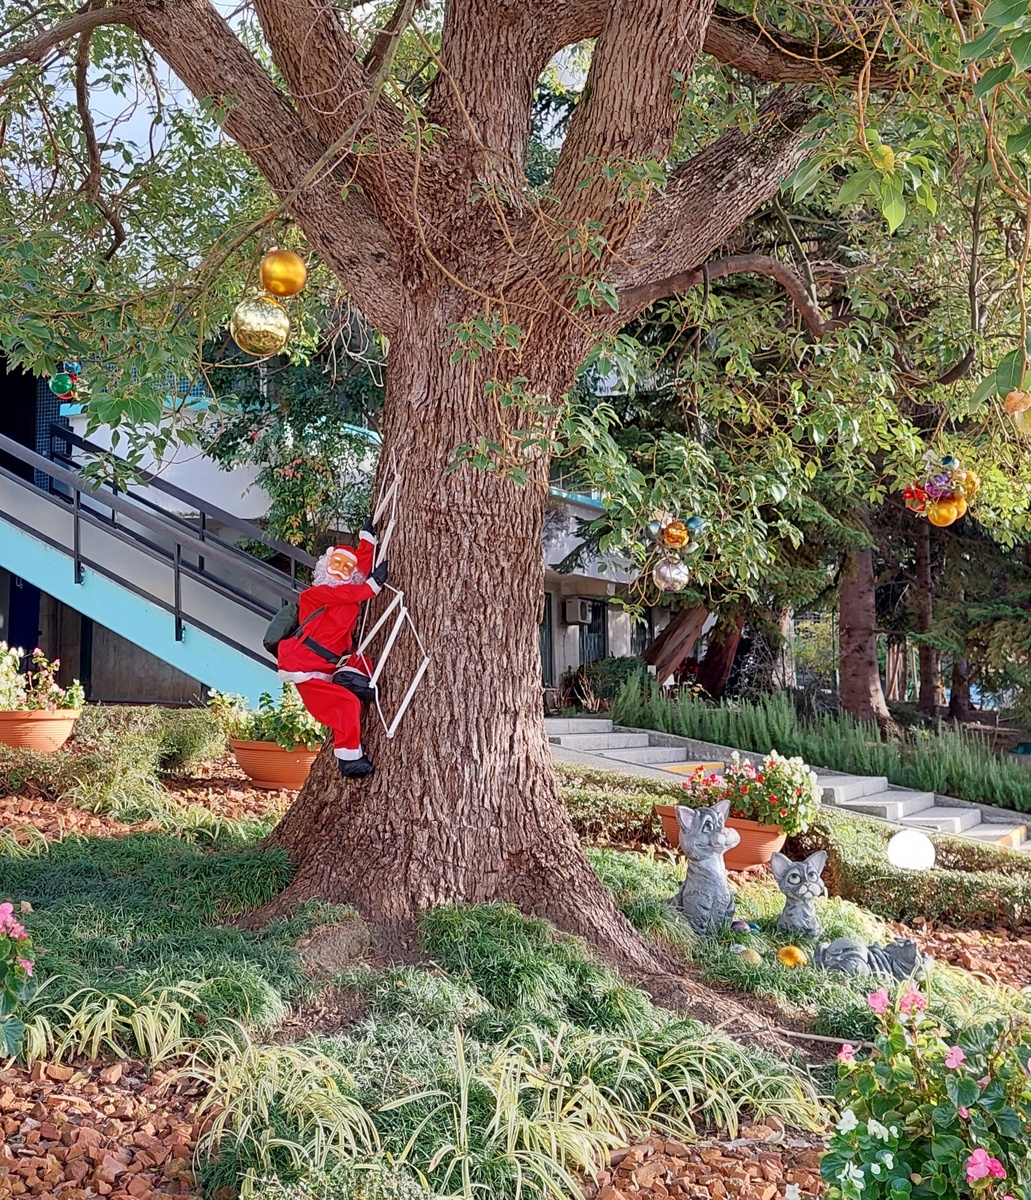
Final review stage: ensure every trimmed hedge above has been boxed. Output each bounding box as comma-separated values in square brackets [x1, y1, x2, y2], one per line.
[556, 759, 1031, 932]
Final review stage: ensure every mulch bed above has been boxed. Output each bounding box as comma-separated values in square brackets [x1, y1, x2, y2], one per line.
[0, 1061, 203, 1200]
[887, 918, 1031, 991]
[162, 755, 293, 822]
[0, 796, 146, 842]
[589, 1131, 825, 1200]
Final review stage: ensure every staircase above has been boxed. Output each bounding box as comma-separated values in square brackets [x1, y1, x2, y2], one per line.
[0, 425, 314, 703]
[547, 716, 1031, 853]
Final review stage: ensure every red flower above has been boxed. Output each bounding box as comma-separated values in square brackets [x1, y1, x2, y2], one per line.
[769, 794, 778, 804]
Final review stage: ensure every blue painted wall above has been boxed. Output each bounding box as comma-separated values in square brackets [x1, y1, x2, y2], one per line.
[0, 517, 280, 705]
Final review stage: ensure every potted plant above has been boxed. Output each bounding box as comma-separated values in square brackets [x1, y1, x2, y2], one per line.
[657, 750, 821, 870]
[210, 685, 325, 789]
[0, 645, 84, 752]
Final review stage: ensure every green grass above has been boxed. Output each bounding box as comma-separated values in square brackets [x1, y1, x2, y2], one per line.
[613, 683, 1031, 815]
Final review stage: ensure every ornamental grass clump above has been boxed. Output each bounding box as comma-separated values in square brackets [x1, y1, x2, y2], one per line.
[823, 984, 1031, 1199]
[682, 750, 820, 836]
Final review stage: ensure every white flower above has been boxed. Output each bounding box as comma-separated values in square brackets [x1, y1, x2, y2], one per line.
[871, 1163, 882, 1176]
[839, 1162, 865, 1189]
[785, 1187, 801, 1200]
[884, 1153, 895, 1171]
[889, 1127, 898, 1139]
[867, 1118, 891, 1142]
[836, 1108, 859, 1134]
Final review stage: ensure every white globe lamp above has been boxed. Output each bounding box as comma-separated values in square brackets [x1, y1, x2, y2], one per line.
[886, 829, 936, 872]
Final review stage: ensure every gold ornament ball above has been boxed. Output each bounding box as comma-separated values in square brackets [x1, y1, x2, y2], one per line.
[653, 556, 691, 594]
[927, 500, 959, 527]
[230, 296, 291, 357]
[661, 520, 690, 549]
[738, 948, 762, 967]
[259, 248, 308, 297]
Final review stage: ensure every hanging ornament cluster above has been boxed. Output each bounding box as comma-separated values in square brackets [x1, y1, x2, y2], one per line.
[1006, 389, 1031, 435]
[48, 361, 83, 401]
[647, 510, 707, 594]
[903, 452, 979, 528]
[229, 248, 307, 358]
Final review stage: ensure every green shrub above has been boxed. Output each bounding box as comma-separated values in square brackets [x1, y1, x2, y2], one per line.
[256, 1165, 433, 1200]
[572, 656, 646, 706]
[613, 682, 1031, 814]
[154, 709, 226, 772]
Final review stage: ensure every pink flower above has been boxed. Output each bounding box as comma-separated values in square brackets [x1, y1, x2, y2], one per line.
[945, 1045, 966, 1069]
[16, 958, 32, 977]
[868, 987, 890, 1014]
[978, 1075, 991, 1088]
[966, 1150, 1006, 1184]
[959, 1106, 969, 1119]
[837, 1043, 856, 1064]
[900, 987, 927, 1015]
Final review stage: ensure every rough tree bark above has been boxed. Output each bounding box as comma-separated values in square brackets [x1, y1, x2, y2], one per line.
[948, 656, 973, 721]
[642, 605, 708, 684]
[838, 536, 899, 736]
[914, 519, 939, 717]
[3, 0, 893, 986]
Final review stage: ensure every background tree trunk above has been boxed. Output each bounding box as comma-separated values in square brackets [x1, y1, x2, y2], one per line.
[914, 519, 939, 717]
[948, 656, 973, 721]
[696, 616, 744, 700]
[642, 605, 708, 684]
[884, 639, 907, 702]
[838, 542, 898, 735]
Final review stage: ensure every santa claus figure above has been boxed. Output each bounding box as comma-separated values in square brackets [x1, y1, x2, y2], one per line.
[277, 519, 388, 778]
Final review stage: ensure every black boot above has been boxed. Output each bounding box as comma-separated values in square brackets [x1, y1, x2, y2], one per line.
[338, 754, 374, 779]
[334, 666, 377, 703]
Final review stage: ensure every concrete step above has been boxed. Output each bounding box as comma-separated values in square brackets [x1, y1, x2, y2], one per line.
[545, 718, 613, 735]
[596, 746, 689, 765]
[832, 790, 937, 822]
[959, 822, 1029, 851]
[906, 806, 984, 835]
[549, 732, 651, 751]
[819, 775, 890, 804]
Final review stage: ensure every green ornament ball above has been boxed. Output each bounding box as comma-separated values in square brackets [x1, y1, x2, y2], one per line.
[49, 373, 74, 396]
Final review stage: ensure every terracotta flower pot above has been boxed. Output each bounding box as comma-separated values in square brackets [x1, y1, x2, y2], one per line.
[229, 738, 318, 790]
[0, 709, 80, 753]
[656, 805, 786, 871]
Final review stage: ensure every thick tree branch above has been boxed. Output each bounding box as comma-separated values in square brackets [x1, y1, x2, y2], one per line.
[125, 0, 401, 333]
[620, 252, 837, 336]
[611, 88, 817, 319]
[552, 0, 717, 225]
[74, 23, 126, 262]
[535, 0, 896, 89]
[0, 6, 132, 70]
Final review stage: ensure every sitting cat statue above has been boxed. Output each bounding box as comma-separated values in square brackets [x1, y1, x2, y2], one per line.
[814, 936, 933, 982]
[771, 850, 828, 939]
[669, 800, 740, 935]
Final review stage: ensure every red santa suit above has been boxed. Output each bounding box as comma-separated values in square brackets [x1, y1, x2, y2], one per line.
[277, 528, 381, 768]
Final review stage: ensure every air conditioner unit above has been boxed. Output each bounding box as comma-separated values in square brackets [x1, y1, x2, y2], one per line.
[564, 598, 592, 625]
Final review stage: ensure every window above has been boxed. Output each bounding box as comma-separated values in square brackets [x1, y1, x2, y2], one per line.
[579, 600, 608, 665]
[539, 594, 554, 687]
[631, 608, 654, 657]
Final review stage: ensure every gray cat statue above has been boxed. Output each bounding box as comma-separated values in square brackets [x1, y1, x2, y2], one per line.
[814, 936, 933, 982]
[771, 850, 828, 939]
[669, 800, 740, 936]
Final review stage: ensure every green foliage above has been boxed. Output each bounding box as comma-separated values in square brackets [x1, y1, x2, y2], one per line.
[571, 655, 647, 705]
[210, 686, 325, 751]
[614, 683, 1031, 815]
[0, 900, 34, 1056]
[823, 1004, 1031, 1200]
[152, 708, 227, 773]
[255, 1164, 432, 1200]
[681, 750, 821, 837]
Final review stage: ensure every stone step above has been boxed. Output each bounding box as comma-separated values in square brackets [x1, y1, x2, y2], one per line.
[596, 746, 689, 765]
[832, 790, 937, 822]
[549, 732, 651, 751]
[544, 718, 613, 735]
[906, 806, 984, 835]
[959, 822, 1029, 851]
[819, 775, 890, 804]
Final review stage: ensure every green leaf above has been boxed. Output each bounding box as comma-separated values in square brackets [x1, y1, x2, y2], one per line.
[970, 371, 998, 411]
[996, 347, 1026, 396]
[974, 62, 1014, 96]
[983, 0, 1030, 24]
[0, 1015, 24, 1057]
[788, 157, 825, 202]
[945, 1075, 981, 1108]
[1007, 122, 1031, 155]
[1010, 28, 1031, 68]
[961, 26, 1002, 58]
[880, 175, 906, 233]
[837, 168, 879, 207]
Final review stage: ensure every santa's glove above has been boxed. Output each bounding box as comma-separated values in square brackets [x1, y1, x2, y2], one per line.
[361, 516, 376, 539]
[370, 561, 389, 588]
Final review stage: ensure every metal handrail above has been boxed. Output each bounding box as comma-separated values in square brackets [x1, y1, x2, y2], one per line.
[0, 431, 308, 664]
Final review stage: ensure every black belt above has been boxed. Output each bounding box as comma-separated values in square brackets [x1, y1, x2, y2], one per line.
[302, 635, 344, 665]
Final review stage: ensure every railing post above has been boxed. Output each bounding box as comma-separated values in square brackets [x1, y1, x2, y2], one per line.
[73, 490, 83, 585]
[174, 542, 184, 641]
[198, 511, 206, 577]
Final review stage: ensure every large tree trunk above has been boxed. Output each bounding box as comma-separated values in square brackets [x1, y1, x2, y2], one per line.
[642, 604, 708, 684]
[948, 656, 973, 722]
[696, 615, 745, 700]
[838, 541, 898, 736]
[914, 520, 939, 717]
